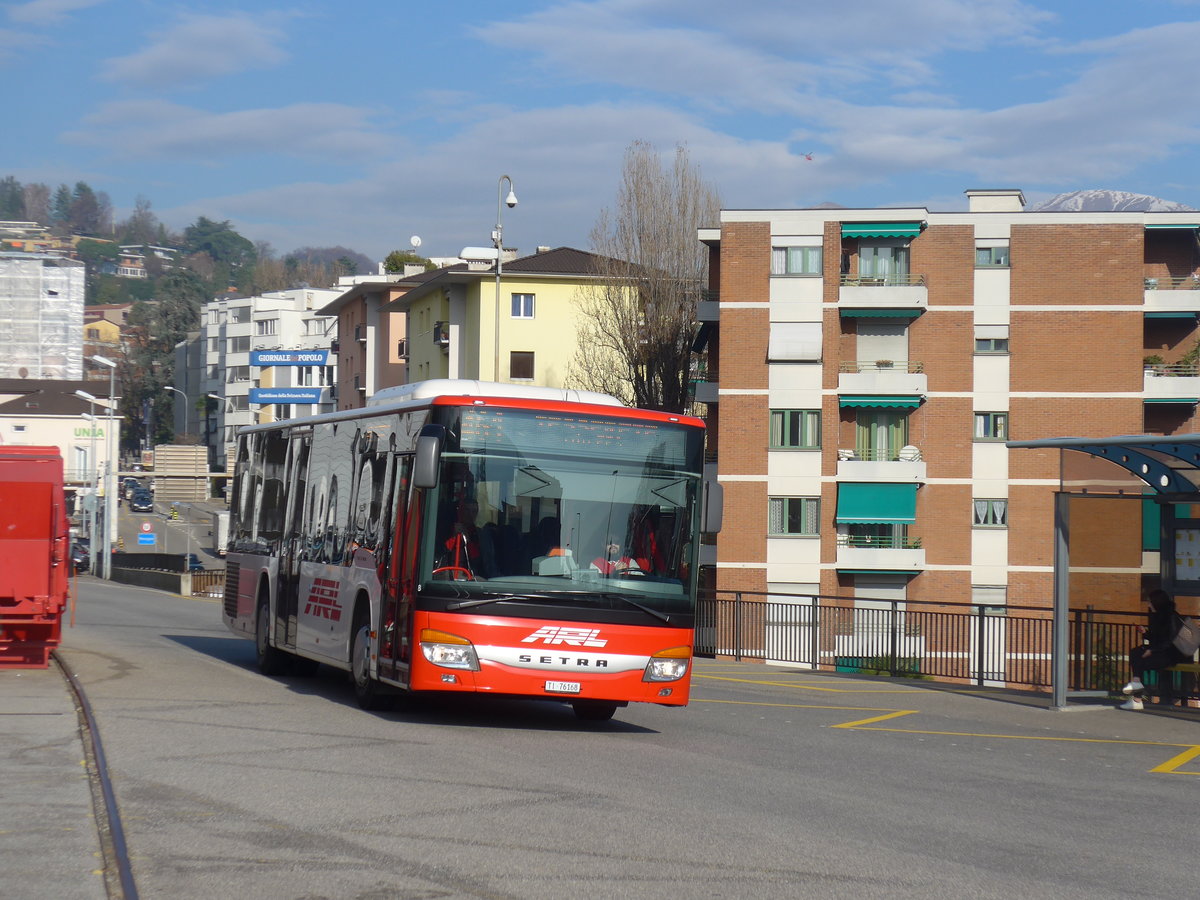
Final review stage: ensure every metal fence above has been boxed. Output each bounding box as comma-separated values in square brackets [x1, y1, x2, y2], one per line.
[695, 592, 1144, 693]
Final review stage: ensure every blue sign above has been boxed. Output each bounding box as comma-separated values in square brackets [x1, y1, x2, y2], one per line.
[249, 387, 325, 406]
[250, 349, 331, 367]
[137, 533, 156, 545]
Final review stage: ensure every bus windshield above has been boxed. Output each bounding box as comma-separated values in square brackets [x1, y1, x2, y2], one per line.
[423, 406, 702, 612]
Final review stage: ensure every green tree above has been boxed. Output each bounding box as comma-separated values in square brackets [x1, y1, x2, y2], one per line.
[570, 141, 720, 412]
[123, 270, 209, 445]
[0, 176, 24, 219]
[51, 184, 72, 229]
[383, 249, 434, 272]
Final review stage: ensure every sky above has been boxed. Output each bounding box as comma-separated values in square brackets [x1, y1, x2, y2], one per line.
[4, 0, 1200, 266]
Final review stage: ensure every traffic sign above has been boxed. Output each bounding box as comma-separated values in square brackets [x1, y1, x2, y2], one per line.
[140, 521, 153, 533]
[137, 533, 156, 546]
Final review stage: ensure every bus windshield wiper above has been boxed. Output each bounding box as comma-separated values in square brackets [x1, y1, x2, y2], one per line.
[597, 593, 671, 624]
[446, 592, 568, 611]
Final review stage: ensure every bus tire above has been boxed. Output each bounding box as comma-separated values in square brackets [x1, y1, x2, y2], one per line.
[572, 700, 617, 722]
[351, 608, 391, 711]
[255, 595, 288, 676]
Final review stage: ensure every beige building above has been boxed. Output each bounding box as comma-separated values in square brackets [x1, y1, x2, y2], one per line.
[384, 247, 620, 391]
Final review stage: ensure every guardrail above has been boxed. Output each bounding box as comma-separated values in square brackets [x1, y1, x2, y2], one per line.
[695, 592, 1143, 692]
[1145, 276, 1200, 290]
[838, 360, 925, 373]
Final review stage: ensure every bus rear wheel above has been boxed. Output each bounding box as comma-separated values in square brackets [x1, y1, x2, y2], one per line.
[351, 615, 391, 711]
[572, 700, 617, 722]
[255, 598, 288, 676]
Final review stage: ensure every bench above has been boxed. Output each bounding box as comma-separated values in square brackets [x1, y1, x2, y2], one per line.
[1160, 662, 1200, 704]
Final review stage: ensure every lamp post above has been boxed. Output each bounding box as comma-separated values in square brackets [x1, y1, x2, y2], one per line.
[164, 385, 186, 438]
[90, 354, 118, 580]
[74, 390, 99, 573]
[493, 175, 518, 381]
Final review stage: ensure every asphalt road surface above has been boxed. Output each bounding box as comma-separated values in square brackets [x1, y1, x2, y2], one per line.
[56, 577, 1200, 899]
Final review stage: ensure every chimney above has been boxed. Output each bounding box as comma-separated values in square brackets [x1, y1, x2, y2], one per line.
[965, 189, 1025, 213]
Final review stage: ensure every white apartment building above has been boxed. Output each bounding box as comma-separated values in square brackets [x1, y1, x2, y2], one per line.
[197, 287, 340, 468]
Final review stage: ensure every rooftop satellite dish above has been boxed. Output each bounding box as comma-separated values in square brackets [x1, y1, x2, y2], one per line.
[410, 235, 422, 249]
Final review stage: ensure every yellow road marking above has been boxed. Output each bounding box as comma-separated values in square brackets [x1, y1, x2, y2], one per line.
[833, 710, 918, 728]
[695, 674, 924, 693]
[1149, 745, 1200, 775]
[694, 698, 900, 713]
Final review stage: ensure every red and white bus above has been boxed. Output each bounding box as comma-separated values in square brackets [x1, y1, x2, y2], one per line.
[222, 380, 721, 721]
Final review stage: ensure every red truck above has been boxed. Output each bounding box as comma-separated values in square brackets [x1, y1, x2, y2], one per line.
[0, 447, 71, 668]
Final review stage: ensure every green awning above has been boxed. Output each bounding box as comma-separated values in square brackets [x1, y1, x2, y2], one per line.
[1146, 224, 1200, 229]
[1144, 398, 1199, 404]
[837, 569, 921, 575]
[1145, 311, 1198, 318]
[840, 308, 924, 318]
[839, 396, 922, 408]
[842, 223, 923, 239]
[837, 483, 917, 524]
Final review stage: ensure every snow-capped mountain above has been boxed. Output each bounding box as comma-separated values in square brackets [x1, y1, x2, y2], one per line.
[1030, 190, 1195, 212]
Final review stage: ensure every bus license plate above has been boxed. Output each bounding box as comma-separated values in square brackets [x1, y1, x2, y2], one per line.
[545, 680, 581, 694]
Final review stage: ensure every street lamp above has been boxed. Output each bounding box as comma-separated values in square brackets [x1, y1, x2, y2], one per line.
[74, 390, 99, 573]
[493, 175, 518, 381]
[90, 354, 118, 580]
[164, 385, 186, 438]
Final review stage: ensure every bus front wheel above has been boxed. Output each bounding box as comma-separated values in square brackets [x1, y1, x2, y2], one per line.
[351, 614, 391, 711]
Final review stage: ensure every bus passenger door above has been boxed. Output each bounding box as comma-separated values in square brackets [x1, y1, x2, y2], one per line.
[278, 431, 311, 649]
[378, 455, 416, 685]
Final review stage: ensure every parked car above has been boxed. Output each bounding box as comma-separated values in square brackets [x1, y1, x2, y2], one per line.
[71, 542, 90, 572]
[187, 553, 204, 572]
[129, 491, 154, 513]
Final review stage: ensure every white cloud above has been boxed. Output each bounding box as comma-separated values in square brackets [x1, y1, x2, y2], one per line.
[63, 99, 396, 162]
[7, 0, 105, 26]
[100, 12, 289, 87]
[475, 0, 1051, 112]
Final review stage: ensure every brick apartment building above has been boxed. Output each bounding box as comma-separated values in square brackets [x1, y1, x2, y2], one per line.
[698, 188, 1200, 614]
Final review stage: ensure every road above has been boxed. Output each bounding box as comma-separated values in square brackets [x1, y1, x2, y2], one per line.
[58, 578, 1200, 899]
[115, 496, 223, 565]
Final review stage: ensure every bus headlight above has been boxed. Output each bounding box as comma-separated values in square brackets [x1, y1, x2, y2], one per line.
[643, 646, 690, 682]
[420, 628, 480, 671]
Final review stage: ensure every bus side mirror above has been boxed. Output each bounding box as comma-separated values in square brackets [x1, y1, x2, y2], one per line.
[413, 424, 446, 489]
[701, 479, 723, 534]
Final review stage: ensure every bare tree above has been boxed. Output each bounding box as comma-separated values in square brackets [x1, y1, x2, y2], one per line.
[571, 141, 719, 412]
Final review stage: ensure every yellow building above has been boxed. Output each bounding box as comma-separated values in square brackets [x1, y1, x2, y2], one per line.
[386, 247, 626, 388]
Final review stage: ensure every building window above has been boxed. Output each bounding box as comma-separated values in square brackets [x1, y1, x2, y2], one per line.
[974, 412, 1008, 441]
[770, 409, 821, 449]
[229, 336, 250, 353]
[768, 497, 820, 536]
[856, 410, 908, 460]
[771, 246, 822, 276]
[510, 351, 534, 380]
[975, 338, 1009, 353]
[511, 293, 535, 318]
[86, 327, 100, 339]
[256, 319, 278, 336]
[858, 241, 910, 278]
[973, 499, 1008, 527]
[228, 366, 250, 383]
[975, 244, 1010, 267]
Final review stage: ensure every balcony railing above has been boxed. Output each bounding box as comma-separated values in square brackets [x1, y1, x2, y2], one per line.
[1145, 363, 1200, 377]
[837, 447, 922, 462]
[839, 273, 926, 287]
[839, 360, 924, 373]
[1145, 276, 1200, 290]
[836, 534, 922, 550]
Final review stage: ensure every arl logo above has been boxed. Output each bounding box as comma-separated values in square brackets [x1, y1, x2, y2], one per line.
[520, 626, 607, 648]
[303, 577, 342, 621]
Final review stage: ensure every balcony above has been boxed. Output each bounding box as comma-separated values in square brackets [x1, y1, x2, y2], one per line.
[1145, 276, 1200, 312]
[691, 362, 718, 404]
[1144, 363, 1200, 402]
[835, 533, 925, 571]
[836, 446, 925, 482]
[838, 273, 927, 312]
[697, 289, 719, 322]
[838, 360, 927, 397]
